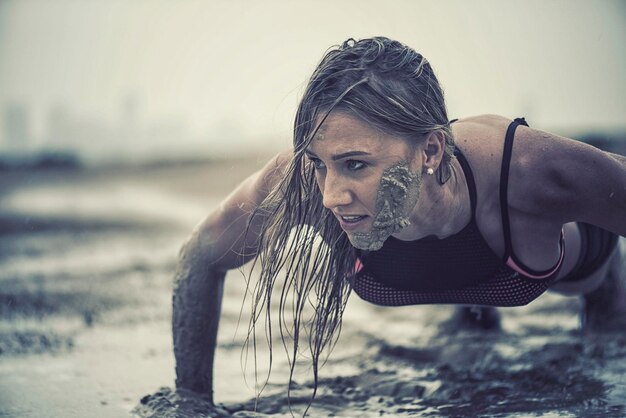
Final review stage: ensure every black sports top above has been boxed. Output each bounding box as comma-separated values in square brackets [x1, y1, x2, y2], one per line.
[351, 118, 565, 307]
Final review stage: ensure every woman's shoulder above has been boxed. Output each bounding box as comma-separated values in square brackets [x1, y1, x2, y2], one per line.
[451, 114, 513, 157]
[216, 150, 292, 216]
[451, 114, 587, 192]
[456, 116, 625, 233]
[450, 114, 574, 215]
[454, 114, 511, 126]
[253, 149, 293, 195]
[450, 114, 513, 196]
[505, 124, 626, 232]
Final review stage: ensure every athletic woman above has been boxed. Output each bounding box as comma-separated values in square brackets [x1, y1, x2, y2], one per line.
[172, 37, 626, 404]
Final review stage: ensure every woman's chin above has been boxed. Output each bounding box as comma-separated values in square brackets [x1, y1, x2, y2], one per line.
[347, 230, 387, 251]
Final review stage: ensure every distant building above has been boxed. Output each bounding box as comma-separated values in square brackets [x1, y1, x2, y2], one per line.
[3, 104, 30, 152]
[120, 94, 140, 144]
[47, 104, 71, 150]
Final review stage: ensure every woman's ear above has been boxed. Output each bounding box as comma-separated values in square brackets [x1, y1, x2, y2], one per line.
[421, 130, 446, 172]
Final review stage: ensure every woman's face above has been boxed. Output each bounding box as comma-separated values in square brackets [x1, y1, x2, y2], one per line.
[305, 112, 424, 250]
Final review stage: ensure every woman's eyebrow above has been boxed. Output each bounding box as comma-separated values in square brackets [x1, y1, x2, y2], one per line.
[331, 151, 371, 161]
[304, 150, 371, 161]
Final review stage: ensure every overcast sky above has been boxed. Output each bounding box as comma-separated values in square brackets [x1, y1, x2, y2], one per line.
[0, 0, 624, 155]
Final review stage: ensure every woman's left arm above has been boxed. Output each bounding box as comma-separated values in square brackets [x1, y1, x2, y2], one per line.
[574, 148, 626, 235]
[519, 127, 626, 236]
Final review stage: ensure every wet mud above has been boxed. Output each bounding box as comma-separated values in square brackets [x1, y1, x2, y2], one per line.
[351, 162, 421, 251]
[0, 330, 74, 356]
[1, 161, 625, 418]
[135, 330, 626, 417]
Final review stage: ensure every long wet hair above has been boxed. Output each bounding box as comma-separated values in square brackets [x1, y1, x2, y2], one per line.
[245, 36, 455, 405]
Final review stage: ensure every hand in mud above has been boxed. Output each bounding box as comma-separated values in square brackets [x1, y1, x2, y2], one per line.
[133, 387, 232, 418]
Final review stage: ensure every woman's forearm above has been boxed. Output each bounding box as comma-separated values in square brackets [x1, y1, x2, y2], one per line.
[172, 237, 225, 402]
[170, 156, 283, 401]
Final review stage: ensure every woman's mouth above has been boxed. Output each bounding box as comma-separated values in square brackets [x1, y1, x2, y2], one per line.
[337, 215, 368, 231]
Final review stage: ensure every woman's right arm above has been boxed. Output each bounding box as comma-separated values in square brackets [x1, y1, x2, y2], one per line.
[172, 151, 290, 402]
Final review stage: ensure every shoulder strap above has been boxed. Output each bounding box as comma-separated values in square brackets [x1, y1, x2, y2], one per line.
[499, 117, 528, 259]
[454, 148, 478, 216]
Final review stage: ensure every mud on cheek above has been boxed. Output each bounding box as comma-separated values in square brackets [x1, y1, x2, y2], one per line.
[350, 162, 421, 251]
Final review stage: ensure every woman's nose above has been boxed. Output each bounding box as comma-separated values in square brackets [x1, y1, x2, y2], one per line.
[322, 174, 352, 209]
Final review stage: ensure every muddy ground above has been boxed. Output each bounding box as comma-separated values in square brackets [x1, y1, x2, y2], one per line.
[0, 158, 624, 418]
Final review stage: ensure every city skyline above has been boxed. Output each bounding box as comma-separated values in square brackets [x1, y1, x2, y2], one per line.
[1, 94, 266, 164]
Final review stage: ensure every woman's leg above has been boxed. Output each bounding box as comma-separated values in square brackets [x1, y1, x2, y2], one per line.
[451, 306, 501, 330]
[550, 223, 621, 297]
[581, 238, 626, 330]
[549, 254, 614, 295]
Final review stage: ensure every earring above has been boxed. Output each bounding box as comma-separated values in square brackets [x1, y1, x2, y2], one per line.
[426, 167, 434, 175]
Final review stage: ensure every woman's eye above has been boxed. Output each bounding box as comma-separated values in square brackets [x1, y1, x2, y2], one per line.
[346, 160, 366, 171]
[310, 158, 325, 170]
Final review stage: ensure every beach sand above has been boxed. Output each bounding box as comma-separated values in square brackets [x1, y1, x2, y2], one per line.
[1, 158, 625, 417]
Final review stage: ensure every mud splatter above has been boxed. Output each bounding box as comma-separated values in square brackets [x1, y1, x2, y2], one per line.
[350, 162, 421, 251]
[134, 387, 230, 418]
[0, 330, 74, 355]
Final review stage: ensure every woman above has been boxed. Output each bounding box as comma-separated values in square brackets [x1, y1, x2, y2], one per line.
[172, 37, 626, 405]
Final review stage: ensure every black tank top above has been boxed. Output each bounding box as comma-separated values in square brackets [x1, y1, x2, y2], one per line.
[351, 118, 564, 307]
[357, 149, 502, 291]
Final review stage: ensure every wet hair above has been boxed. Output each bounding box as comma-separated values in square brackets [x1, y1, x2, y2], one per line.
[296, 36, 455, 184]
[245, 36, 455, 408]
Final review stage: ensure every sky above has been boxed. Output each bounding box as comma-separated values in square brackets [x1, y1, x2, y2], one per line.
[0, 0, 624, 160]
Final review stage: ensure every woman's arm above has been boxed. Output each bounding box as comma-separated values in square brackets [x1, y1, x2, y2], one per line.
[172, 151, 290, 402]
[514, 126, 626, 236]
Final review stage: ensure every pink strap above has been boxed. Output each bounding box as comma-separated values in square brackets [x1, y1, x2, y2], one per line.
[505, 231, 565, 279]
[354, 258, 364, 274]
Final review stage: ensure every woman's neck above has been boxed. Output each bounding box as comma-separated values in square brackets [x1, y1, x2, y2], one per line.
[393, 160, 471, 241]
